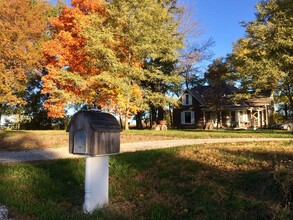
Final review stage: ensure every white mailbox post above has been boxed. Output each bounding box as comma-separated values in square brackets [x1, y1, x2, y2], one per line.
[67, 110, 121, 213]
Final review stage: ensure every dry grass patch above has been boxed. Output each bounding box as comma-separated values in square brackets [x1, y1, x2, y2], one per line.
[0, 130, 179, 151]
[0, 131, 68, 151]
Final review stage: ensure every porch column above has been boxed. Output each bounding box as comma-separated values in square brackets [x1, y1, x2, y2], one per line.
[261, 109, 265, 128]
[265, 105, 269, 127]
[249, 109, 253, 127]
[229, 111, 232, 127]
[257, 110, 261, 128]
[203, 110, 206, 124]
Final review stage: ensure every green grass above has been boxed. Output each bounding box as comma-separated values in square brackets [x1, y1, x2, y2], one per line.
[1, 141, 293, 219]
[123, 128, 293, 139]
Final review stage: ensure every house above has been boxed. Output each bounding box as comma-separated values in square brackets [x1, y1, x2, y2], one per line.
[173, 85, 274, 129]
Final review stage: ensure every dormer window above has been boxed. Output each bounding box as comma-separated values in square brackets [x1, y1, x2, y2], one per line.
[182, 93, 192, 106]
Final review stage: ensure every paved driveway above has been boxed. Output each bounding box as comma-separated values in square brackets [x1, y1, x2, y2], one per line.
[0, 138, 292, 163]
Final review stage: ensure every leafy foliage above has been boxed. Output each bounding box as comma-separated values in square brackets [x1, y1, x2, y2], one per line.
[84, 0, 184, 127]
[0, 0, 50, 109]
[41, 1, 112, 118]
[230, 0, 293, 115]
[204, 58, 236, 129]
[42, 0, 184, 129]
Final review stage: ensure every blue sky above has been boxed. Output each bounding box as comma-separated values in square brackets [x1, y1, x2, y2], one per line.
[183, 0, 259, 59]
[52, 0, 258, 61]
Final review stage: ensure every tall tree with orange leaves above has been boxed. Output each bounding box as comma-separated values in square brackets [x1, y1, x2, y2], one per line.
[0, 0, 51, 124]
[42, 0, 184, 131]
[41, 0, 117, 118]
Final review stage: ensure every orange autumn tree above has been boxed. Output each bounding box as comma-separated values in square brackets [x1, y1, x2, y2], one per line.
[42, 0, 117, 117]
[42, 0, 184, 131]
[0, 0, 50, 112]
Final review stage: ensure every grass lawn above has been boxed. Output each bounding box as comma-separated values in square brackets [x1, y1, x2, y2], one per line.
[0, 129, 292, 151]
[1, 141, 293, 219]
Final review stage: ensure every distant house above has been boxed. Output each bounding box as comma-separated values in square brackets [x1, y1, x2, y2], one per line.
[173, 85, 274, 129]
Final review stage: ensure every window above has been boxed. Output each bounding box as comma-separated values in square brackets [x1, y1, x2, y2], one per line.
[185, 94, 190, 105]
[185, 112, 192, 123]
[181, 111, 195, 124]
[182, 93, 192, 106]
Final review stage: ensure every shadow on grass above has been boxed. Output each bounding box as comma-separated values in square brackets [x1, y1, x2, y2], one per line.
[0, 159, 87, 219]
[0, 143, 293, 219]
[0, 130, 67, 151]
[0, 132, 43, 151]
[109, 147, 293, 219]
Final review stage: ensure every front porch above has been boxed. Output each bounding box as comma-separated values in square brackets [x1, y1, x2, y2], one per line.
[203, 106, 271, 129]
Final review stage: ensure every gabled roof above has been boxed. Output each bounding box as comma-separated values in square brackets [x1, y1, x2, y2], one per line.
[187, 84, 238, 105]
[187, 86, 209, 105]
[185, 85, 273, 107]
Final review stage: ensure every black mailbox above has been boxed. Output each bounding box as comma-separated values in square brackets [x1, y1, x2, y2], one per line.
[66, 110, 121, 156]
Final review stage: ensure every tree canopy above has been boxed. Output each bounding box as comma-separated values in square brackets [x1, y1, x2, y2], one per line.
[230, 0, 293, 114]
[42, 0, 184, 129]
[41, 0, 111, 118]
[0, 0, 50, 107]
[0, 0, 54, 128]
[83, 0, 184, 128]
[0, 0, 216, 129]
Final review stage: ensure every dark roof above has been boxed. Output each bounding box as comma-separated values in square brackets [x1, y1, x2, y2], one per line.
[243, 97, 273, 106]
[187, 85, 272, 107]
[188, 84, 238, 105]
[243, 89, 273, 106]
[188, 86, 209, 105]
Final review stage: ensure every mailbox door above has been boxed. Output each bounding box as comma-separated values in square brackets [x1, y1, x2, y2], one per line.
[73, 129, 87, 154]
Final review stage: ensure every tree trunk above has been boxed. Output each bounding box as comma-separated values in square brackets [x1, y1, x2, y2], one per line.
[150, 105, 157, 127]
[169, 103, 173, 128]
[17, 113, 21, 130]
[216, 108, 220, 131]
[288, 97, 293, 119]
[124, 110, 129, 130]
[286, 84, 293, 118]
[124, 96, 130, 130]
[284, 104, 288, 119]
[158, 107, 164, 121]
[48, 117, 53, 130]
[136, 111, 143, 129]
[0, 104, 2, 128]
